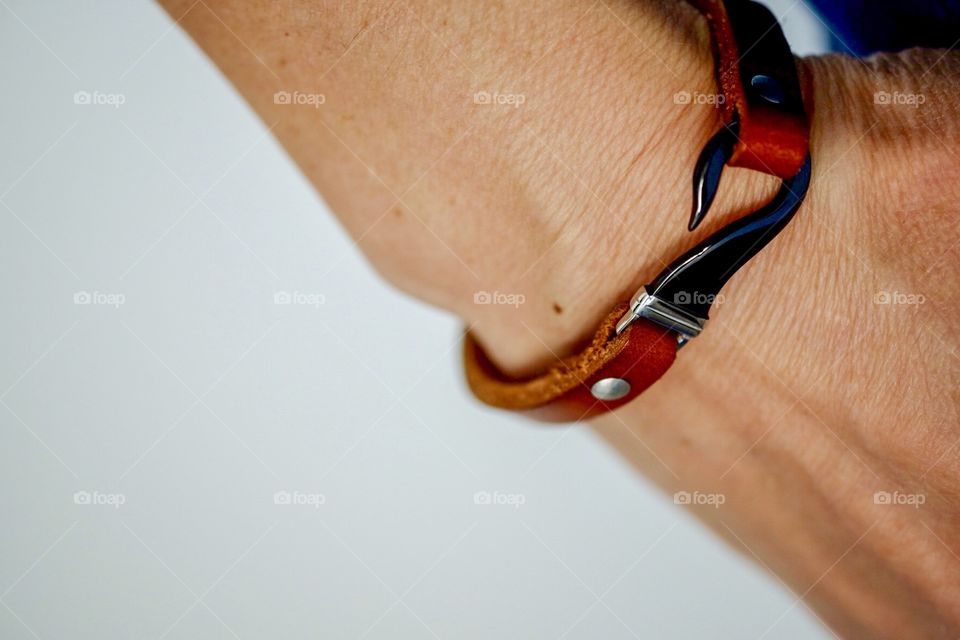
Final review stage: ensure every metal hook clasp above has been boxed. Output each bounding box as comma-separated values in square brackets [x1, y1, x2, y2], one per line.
[615, 124, 811, 341]
[689, 121, 738, 232]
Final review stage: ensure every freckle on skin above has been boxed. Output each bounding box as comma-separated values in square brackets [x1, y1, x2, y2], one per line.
[392, 207, 403, 219]
[553, 303, 563, 314]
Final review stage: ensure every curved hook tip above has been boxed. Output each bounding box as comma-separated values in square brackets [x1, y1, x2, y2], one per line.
[689, 125, 735, 232]
[689, 197, 708, 232]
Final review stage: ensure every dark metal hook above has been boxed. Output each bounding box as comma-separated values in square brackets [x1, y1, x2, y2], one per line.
[648, 154, 811, 319]
[616, 133, 811, 339]
[689, 123, 737, 232]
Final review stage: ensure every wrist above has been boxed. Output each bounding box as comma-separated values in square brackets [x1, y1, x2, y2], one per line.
[591, 50, 960, 637]
[158, 1, 960, 634]
[465, 1, 791, 377]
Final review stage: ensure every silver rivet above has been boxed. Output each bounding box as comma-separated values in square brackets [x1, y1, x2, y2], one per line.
[591, 377, 631, 401]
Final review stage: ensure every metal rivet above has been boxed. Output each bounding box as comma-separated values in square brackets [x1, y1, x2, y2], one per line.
[750, 74, 785, 105]
[591, 377, 631, 401]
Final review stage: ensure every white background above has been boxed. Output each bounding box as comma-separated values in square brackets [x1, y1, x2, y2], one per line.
[0, 1, 833, 638]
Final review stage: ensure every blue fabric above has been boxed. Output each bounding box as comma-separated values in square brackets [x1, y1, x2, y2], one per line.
[805, 0, 960, 55]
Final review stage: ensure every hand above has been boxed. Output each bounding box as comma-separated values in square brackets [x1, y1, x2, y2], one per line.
[158, 1, 960, 636]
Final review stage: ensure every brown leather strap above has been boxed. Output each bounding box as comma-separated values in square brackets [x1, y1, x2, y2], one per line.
[691, 0, 808, 177]
[464, 303, 677, 422]
[462, 0, 807, 422]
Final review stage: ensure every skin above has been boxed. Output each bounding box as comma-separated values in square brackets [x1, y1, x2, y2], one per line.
[156, 0, 960, 637]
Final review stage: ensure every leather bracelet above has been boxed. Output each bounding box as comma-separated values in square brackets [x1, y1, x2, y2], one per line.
[464, 0, 811, 422]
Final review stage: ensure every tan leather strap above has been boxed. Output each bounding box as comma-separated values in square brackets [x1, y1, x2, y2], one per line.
[463, 0, 808, 422]
[464, 303, 677, 422]
[691, 0, 809, 178]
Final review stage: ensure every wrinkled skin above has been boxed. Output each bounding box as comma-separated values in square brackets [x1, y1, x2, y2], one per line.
[158, 1, 960, 637]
